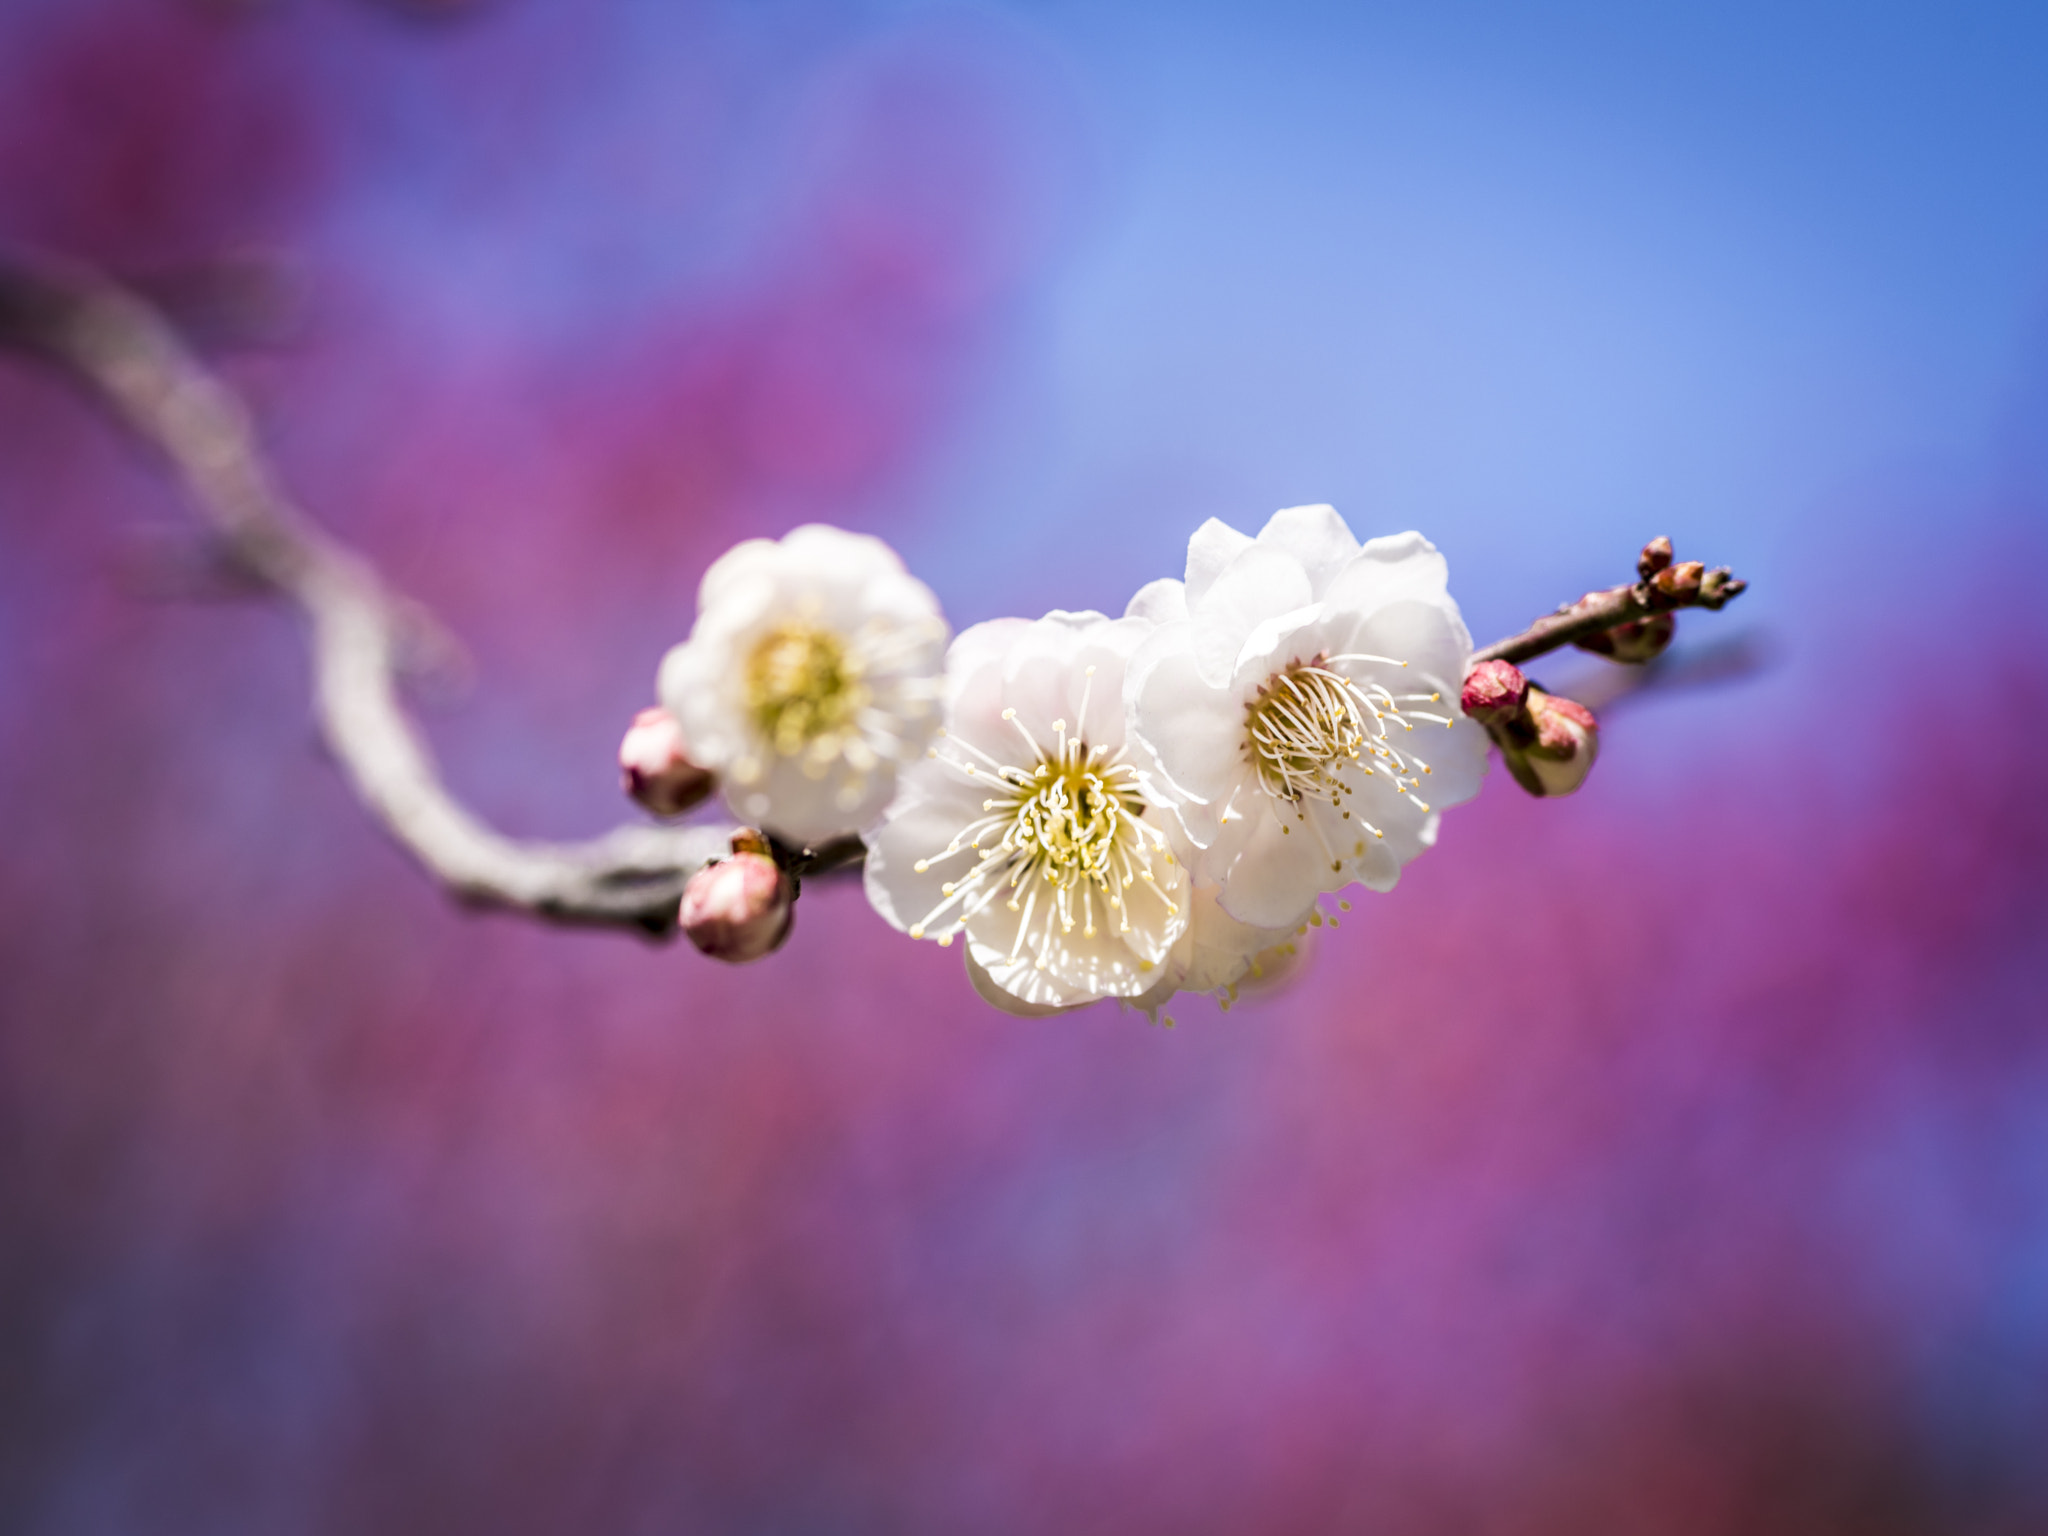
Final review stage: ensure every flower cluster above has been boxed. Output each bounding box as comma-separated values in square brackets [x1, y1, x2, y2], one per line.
[641, 508, 1495, 1018]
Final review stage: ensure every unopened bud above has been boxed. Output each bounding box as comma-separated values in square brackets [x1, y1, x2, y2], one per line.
[620, 707, 713, 818]
[1460, 659, 1530, 726]
[1573, 610, 1675, 664]
[1501, 688, 1599, 797]
[679, 843, 793, 962]
[1652, 560, 1706, 600]
[1698, 566, 1746, 607]
[1638, 536, 1674, 581]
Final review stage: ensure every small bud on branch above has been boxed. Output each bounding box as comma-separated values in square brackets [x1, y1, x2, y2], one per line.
[1507, 689, 1600, 797]
[1461, 661, 1601, 797]
[1460, 659, 1530, 726]
[1473, 536, 1747, 668]
[619, 707, 714, 818]
[679, 833, 794, 962]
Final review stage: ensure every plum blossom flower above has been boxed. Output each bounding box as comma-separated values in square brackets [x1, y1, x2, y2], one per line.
[1125, 505, 1489, 927]
[658, 525, 948, 846]
[864, 612, 1190, 1014]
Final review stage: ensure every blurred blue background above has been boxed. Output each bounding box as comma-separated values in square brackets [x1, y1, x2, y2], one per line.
[2, 1, 2045, 1531]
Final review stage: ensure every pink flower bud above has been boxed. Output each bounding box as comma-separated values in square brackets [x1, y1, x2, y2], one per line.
[679, 848, 793, 962]
[1501, 688, 1599, 797]
[1573, 610, 1676, 664]
[1460, 659, 1530, 726]
[620, 707, 713, 818]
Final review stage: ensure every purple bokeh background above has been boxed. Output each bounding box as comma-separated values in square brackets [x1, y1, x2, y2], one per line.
[4, 2, 2046, 1531]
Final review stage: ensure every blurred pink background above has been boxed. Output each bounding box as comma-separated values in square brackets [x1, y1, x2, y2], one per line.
[3, 2, 2046, 1531]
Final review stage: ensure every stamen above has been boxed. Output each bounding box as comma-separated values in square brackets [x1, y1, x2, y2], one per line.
[1242, 651, 1447, 830]
[904, 722, 1173, 964]
[1000, 708, 1044, 761]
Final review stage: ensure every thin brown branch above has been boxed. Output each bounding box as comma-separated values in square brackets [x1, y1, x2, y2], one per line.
[0, 246, 730, 937]
[1472, 537, 1749, 667]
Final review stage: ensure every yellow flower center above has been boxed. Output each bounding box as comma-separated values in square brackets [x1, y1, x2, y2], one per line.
[1008, 758, 1139, 893]
[907, 699, 1179, 963]
[1245, 660, 1372, 805]
[746, 623, 868, 758]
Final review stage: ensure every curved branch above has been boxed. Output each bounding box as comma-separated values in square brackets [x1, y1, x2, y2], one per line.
[0, 247, 729, 937]
[1, 247, 1755, 938]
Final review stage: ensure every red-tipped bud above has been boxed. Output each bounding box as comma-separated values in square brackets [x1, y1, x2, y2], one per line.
[679, 844, 792, 962]
[1637, 536, 1674, 581]
[1500, 688, 1599, 797]
[620, 707, 713, 818]
[1460, 659, 1530, 726]
[1573, 611, 1676, 664]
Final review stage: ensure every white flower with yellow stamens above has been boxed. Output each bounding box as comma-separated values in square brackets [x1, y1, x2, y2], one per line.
[658, 525, 948, 846]
[1125, 505, 1488, 927]
[864, 612, 1190, 1014]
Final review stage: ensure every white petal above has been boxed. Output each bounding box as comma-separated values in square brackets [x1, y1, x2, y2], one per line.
[1188, 544, 1315, 682]
[852, 567, 947, 633]
[1387, 706, 1490, 825]
[861, 777, 987, 935]
[1230, 604, 1339, 692]
[780, 523, 911, 593]
[1123, 959, 1184, 1023]
[1332, 597, 1474, 696]
[998, 611, 1142, 751]
[1353, 823, 1407, 891]
[967, 940, 1102, 1010]
[728, 749, 894, 846]
[937, 621, 1028, 757]
[970, 858, 1187, 1001]
[965, 949, 1088, 1016]
[1177, 883, 1308, 994]
[1026, 905, 1173, 996]
[696, 535, 783, 613]
[1124, 577, 1189, 625]
[946, 618, 1035, 693]
[1256, 504, 1360, 598]
[1183, 518, 1256, 609]
[1321, 530, 1453, 615]
[1127, 629, 1248, 845]
[1214, 800, 1341, 927]
[658, 637, 743, 766]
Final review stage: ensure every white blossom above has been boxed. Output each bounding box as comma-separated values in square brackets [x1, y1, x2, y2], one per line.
[1121, 881, 1313, 1022]
[864, 611, 1190, 1014]
[658, 524, 947, 845]
[1125, 505, 1488, 927]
